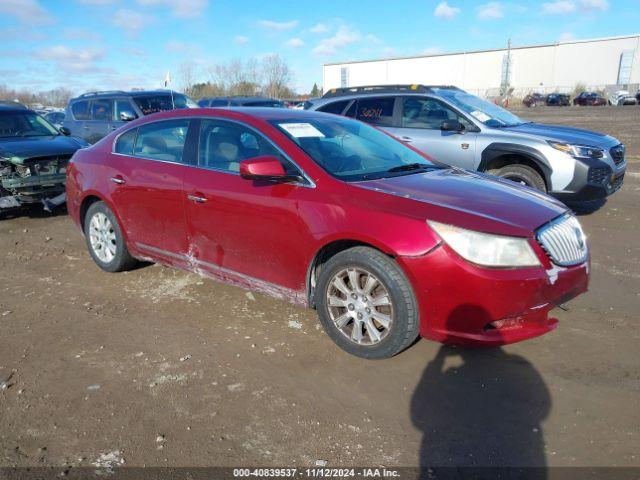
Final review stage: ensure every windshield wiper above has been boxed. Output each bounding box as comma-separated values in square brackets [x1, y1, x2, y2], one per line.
[387, 163, 436, 173]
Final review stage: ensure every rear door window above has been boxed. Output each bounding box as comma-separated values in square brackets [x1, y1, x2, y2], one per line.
[317, 100, 350, 115]
[354, 97, 395, 126]
[133, 120, 191, 163]
[90, 99, 113, 121]
[71, 101, 90, 120]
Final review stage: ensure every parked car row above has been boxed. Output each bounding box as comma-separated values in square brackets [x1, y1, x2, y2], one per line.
[523, 92, 571, 107]
[197, 96, 286, 108]
[524, 90, 640, 107]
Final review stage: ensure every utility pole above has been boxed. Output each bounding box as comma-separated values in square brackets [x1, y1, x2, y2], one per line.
[501, 38, 512, 106]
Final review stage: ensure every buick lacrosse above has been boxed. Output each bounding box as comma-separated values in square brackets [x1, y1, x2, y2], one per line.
[66, 108, 589, 358]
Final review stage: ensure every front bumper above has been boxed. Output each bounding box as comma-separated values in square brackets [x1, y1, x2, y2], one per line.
[398, 243, 589, 347]
[552, 156, 625, 201]
[1, 172, 67, 190]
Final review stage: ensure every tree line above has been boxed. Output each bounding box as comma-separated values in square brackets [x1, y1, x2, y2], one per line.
[1, 55, 320, 108]
[179, 54, 321, 100]
[0, 85, 74, 108]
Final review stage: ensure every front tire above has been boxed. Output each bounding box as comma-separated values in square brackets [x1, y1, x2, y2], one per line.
[84, 201, 136, 272]
[315, 247, 419, 359]
[489, 164, 547, 193]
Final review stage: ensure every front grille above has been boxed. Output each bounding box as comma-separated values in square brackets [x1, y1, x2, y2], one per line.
[537, 215, 588, 266]
[610, 145, 625, 166]
[588, 167, 610, 184]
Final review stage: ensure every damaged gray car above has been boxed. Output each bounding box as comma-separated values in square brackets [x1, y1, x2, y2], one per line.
[0, 105, 88, 213]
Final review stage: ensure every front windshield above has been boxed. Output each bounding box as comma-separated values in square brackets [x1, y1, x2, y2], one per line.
[271, 115, 438, 182]
[133, 94, 198, 115]
[435, 88, 525, 128]
[0, 111, 59, 138]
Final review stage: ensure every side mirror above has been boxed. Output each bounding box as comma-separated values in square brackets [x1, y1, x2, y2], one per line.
[440, 119, 464, 132]
[58, 126, 71, 136]
[120, 111, 137, 122]
[239, 156, 302, 183]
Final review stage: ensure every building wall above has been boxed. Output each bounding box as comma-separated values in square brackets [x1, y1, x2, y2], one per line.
[323, 35, 640, 97]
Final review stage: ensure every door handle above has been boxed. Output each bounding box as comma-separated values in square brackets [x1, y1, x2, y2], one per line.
[187, 194, 207, 203]
[83, 126, 90, 130]
[400, 136, 413, 143]
[110, 177, 125, 185]
[110, 125, 118, 130]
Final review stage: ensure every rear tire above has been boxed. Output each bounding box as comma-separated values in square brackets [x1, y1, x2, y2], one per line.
[489, 164, 547, 193]
[84, 201, 136, 272]
[315, 246, 419, 359]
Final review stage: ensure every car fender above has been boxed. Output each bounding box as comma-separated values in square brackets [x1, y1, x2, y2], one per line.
[76, 190, 133, 249]
[479, 142, 553, 187]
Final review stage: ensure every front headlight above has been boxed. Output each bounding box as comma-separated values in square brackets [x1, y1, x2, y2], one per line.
[428, 221, 540, 268]
[548, 141, 604, 159]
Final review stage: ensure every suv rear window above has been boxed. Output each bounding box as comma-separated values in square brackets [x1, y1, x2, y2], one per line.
[132, 95, 195, 115]
[354, 97, 395, 126]
[318, 100, 350, 115]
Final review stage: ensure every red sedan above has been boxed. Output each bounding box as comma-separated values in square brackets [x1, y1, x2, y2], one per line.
[573, 92, 607, 106]
[66, 108, 590, 359]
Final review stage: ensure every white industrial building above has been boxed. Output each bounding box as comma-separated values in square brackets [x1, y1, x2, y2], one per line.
[323, 34, 640, 98]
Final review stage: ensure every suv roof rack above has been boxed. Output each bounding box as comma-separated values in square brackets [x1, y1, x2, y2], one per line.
[322, 84, 460, 98]
[78, 90, 127, 98]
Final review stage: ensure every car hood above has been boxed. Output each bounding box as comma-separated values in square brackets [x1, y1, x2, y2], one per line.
[0, 135, 87, 163]
[502, 122, 619, 147]
[355, 168, 568, 235]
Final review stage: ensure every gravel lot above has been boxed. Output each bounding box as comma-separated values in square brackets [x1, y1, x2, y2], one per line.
[1, 106, 638, 471]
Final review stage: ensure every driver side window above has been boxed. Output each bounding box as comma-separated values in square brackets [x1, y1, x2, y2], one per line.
[401, 97, 473, 130]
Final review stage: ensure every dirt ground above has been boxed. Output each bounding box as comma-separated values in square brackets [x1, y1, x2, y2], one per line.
[1, 106, 639, 472]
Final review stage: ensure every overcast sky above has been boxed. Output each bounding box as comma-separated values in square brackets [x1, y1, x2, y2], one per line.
[0, 0, 637, 95]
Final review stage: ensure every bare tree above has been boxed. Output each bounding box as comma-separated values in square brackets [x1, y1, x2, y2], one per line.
[42, 87, 74, 107]
[178, 60, 199, 97]
[262, 54, 292, 99]
[199, 55, 294, 99]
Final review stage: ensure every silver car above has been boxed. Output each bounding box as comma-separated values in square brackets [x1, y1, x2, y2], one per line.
[308, 85, 626, 202]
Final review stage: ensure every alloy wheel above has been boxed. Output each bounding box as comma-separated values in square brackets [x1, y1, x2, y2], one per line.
[89, 212, 117, 263]
[326, 267, 394, 346]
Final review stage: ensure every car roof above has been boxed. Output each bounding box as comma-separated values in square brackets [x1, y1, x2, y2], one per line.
[70, 90, 184, 101]
[310, 90, 432, 108]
